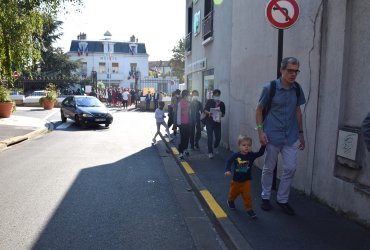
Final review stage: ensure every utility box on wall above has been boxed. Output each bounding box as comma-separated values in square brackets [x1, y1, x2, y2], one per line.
[335, 126, 362, 181]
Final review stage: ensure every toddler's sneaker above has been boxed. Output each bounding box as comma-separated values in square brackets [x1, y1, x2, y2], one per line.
[247, 209, 257, 219]
[227, 200, 236, 210]
[208, 153, 214, 159]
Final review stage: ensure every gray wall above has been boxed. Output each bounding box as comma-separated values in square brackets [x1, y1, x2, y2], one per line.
[185, 0, 370, 225]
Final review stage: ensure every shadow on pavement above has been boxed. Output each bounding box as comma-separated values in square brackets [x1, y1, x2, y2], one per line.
[31, 146, 196, 250]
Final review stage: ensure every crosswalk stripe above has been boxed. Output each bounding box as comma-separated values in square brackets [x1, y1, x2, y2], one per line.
[56, 121, 73, 130]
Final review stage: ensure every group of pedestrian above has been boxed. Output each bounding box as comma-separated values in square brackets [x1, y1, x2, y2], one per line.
[144, 91, 164, 111]
[151, 56, 370, 221]
[163, 88, 225, 160]
[105, 87, 137, 108]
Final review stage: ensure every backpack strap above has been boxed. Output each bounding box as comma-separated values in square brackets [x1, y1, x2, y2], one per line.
[294, 81, 301, 100]
[262, 80, 276, 120]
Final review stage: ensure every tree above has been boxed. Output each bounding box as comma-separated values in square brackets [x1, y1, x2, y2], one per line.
[170, 38, 185, 83]
[0, 0, 82, 85]
[37, 14, 80, 78]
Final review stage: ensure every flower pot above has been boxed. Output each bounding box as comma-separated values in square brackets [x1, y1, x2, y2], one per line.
[0, 102, 13, 118]
[43, 99, 55, 110]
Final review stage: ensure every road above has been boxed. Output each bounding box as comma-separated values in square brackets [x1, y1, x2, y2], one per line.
[0, 109, 225, 250]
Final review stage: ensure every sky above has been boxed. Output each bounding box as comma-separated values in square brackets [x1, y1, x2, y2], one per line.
[56, 0, 185, 61]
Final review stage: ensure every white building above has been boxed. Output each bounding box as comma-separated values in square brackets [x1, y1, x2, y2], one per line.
[185, 0, 370, 226]
[67, 32, 149, 89]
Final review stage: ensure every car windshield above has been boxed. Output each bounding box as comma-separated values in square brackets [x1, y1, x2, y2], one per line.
[76, 97, 104, 107]
[31, 91, 47, 96]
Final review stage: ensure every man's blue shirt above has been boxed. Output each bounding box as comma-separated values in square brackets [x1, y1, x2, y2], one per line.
[258, 78, 306, 146]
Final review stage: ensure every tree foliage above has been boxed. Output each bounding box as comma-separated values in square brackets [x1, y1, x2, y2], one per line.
[170, 38, 185, 83]
[0, 0, 82, 85]
[38, 14, 80, 78]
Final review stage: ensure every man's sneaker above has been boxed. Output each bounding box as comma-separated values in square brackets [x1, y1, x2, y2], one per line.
[227, 200, 236, 210]
[261, 199, 271, 211]
[178, 153, 184, 160]
[276, 201, 295, 216]
[247, 209, 257, 219]
[152, 138, 156, 144]
[208, 153, 214, 159]
[184, 150, 190, 156]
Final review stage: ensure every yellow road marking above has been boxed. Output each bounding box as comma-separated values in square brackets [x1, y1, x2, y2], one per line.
[171, 147, 179, 155]
[181, 161, 195, 174]
[200, 190, 227, 218]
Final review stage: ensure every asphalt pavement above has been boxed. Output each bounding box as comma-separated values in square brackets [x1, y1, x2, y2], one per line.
[1, 107, 370, 249]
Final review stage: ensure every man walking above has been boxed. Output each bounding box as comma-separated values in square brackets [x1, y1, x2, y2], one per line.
[153, 91, 159, 110]
[145, 91, 152, 111]
[255, 57, 306, 215]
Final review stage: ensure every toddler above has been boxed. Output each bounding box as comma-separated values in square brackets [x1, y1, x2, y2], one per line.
[224, 135, 265, 218]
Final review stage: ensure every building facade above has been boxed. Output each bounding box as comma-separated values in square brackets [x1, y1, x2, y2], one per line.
[67, 33, 149, 89]
[185, 0, 370, 226]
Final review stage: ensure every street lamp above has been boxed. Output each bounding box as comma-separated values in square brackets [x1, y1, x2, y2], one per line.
[103, 31, 112, 89]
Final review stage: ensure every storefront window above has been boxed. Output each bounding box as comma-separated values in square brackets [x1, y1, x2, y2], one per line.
[203, 74, 214, 103]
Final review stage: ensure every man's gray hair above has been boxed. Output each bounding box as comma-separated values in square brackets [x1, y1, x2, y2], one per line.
[280, 57, 300, 70]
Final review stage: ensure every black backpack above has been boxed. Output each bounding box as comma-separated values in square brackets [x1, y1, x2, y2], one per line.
[262, 80, 301, 121]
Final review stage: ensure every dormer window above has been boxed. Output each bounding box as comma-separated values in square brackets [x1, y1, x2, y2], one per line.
[129, 44, 137, 55]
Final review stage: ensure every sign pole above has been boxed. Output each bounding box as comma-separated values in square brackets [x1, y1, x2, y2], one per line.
[272, 28, 284, 191]
[277, 29, 283, 78]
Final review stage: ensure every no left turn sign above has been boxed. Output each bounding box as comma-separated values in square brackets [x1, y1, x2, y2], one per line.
[265, 0, 300, 29]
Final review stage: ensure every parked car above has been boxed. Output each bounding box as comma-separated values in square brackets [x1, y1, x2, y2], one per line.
[23, 90, 47, 104]
[60, 96, 113, 127]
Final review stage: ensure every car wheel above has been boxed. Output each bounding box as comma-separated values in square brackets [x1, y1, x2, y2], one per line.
[61, 111, 67, 123]
[75, 115, 81, 127]
[105, 123, 110, 128]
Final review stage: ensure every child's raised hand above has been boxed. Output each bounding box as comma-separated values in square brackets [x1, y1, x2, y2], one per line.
[224, 171, 231, 176]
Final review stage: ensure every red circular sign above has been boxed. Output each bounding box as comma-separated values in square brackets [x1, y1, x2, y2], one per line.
[265, 0, 300, 29]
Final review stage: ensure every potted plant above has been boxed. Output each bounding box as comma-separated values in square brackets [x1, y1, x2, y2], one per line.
[39, 83, 57, 110]
[0, 85, 16, 118]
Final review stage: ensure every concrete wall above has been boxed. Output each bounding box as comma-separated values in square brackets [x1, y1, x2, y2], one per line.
[185, 0, 370, 225]
[313, 0, 370, 224]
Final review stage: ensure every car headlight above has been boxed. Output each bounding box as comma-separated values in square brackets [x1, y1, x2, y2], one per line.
[81, 113, 93, 118]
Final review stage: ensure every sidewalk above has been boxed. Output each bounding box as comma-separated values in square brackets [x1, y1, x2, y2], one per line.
[164, 133, 370, 250]
[0, 110, 51, 151]
[0, 105, 138, 151]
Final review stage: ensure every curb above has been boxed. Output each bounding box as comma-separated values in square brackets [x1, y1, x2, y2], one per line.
[0, 124, 52, 152]
[159, 133, 253, 250]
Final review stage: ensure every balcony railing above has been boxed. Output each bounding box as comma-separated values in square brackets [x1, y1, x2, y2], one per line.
[185, 32, 192, 52]
[202, 10, 214, 40]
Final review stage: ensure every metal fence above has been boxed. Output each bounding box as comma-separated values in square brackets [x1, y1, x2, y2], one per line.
[139, 78, 180, 95]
